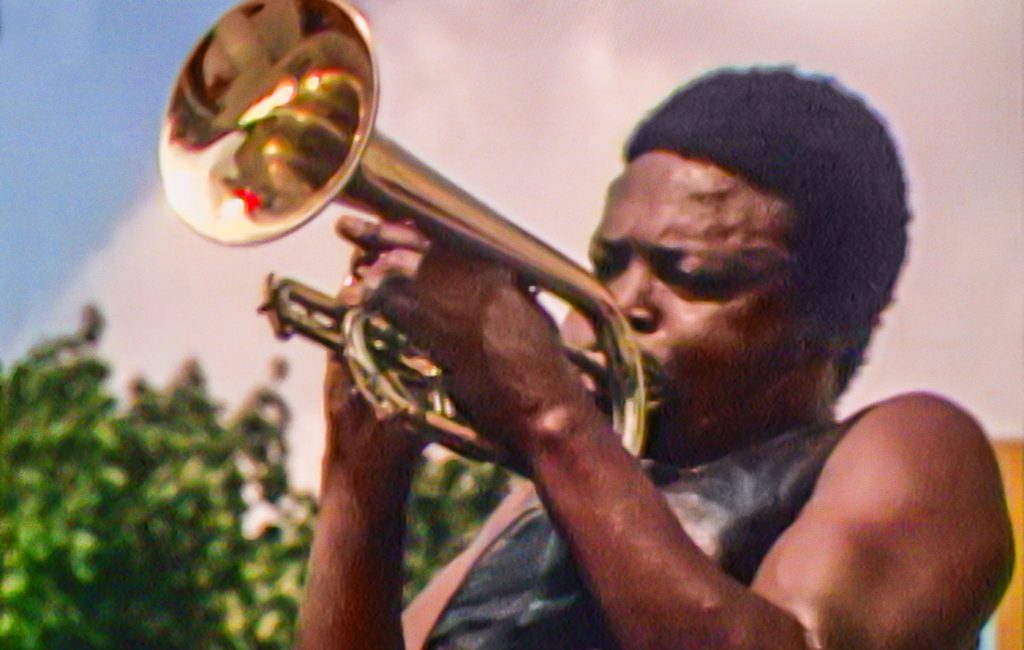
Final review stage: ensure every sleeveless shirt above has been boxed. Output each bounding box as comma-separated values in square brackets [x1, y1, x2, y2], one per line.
[426, 422, 850, 650]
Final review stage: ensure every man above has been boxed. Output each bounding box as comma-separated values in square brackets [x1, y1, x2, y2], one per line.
[296, 68, 1014, 649]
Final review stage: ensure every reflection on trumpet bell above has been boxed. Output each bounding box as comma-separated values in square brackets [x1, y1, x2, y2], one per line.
[228, 70, 364, 219]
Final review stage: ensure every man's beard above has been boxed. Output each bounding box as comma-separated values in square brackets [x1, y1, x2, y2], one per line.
[638, 342, 808, 466]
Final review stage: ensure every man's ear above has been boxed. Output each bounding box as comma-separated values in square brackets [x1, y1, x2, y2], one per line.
[791, 313, 837, 356]
[789, 315, 848, 386]
[825, 317, 882, 395]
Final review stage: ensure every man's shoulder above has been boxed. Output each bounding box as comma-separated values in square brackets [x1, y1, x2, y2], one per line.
[753, 393, 1014, 644]
[829, 391, 1000, 505]
[843, 390, 985, 440]
[817, 392, 1006, 513]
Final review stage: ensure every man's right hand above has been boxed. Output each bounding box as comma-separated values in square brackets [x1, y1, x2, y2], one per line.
[321, 355, 425, 485]
[319, 213, 431, 491]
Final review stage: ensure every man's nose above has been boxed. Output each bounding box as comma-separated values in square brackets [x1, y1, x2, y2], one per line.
[608, 262, 659, 335]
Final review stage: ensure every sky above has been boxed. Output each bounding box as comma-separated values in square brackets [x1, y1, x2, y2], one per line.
[1, 0, 1021, 492]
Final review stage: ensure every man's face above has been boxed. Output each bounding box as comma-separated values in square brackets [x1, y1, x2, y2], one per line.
[586, 152, 805, 403]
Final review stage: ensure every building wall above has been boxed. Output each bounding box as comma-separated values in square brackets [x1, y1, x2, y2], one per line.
[993, 440, 1022, 649]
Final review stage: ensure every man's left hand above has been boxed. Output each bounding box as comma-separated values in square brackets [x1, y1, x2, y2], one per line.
[335, 213, 599, 470]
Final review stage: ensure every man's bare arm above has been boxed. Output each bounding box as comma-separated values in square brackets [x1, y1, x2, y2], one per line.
[753, 392, 1015, 648]
[524, 392, 1013, 649]
[524, 400, 812, 649]
[295, 362, 422, 650]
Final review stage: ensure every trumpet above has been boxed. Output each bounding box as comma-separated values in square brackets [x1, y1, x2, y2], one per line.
[158, 0, 648, 472]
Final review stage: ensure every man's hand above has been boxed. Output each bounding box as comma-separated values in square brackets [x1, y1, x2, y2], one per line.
[334, 213, 601, 472]
[319, 222, 430, 487]
[322, 353, 426, 481]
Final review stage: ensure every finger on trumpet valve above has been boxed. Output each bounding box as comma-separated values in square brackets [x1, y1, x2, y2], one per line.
[564, 346, 609, 399]
[335, 214, 431, 252]
[565, 346, 608, 378]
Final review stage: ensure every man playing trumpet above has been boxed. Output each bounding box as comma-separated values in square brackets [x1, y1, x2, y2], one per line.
[296, 69, 1014, 649]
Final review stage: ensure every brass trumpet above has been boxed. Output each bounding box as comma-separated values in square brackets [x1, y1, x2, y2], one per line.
[159, 0, 647, 471]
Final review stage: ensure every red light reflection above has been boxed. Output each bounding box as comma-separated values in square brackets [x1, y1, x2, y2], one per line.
[232, 187, 262, 215]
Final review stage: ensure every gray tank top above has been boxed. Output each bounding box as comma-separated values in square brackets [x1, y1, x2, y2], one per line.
[426, 421, 849, 650]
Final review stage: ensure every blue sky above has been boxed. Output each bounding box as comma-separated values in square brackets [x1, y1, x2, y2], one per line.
[0, 1, 226, 348]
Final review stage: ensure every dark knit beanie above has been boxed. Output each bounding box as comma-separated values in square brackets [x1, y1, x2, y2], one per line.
[625, 67, 910, 388]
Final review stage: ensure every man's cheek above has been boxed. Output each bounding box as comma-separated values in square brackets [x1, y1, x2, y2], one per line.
[665, 306, 744, 350]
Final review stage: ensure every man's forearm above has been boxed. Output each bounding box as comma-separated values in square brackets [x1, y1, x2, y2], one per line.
[296, 463, 414, 650]
[527, 410, 808, 650]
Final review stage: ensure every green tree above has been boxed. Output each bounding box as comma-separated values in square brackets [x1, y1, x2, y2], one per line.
[405, 457, 509, 602]
[1, 308, 508, 648]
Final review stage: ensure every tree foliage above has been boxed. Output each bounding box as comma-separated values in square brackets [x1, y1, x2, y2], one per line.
[0, 309, 508, 648]
[1, 308, 315, 648]
[405, 457, 509, 602]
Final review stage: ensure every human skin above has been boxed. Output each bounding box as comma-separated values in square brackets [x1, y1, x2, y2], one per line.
[296, 153, 1014, 650]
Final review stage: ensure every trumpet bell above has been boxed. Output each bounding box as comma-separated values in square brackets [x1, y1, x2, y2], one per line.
[160, 0, 378, 245]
